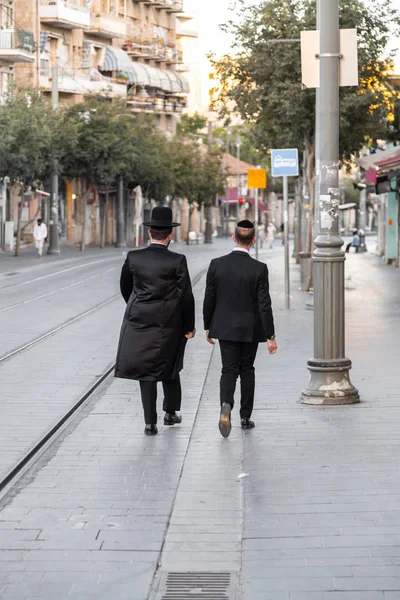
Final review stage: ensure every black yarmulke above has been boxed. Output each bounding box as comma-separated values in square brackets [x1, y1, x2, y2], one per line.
[237, 219, 254, 229]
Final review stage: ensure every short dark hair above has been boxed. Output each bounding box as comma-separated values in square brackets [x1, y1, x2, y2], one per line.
[149, 226, 173, 241]
[235, 225, 255, 246]
[37, 218, 42, 225]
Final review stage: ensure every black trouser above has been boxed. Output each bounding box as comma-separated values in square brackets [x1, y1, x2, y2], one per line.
[219, 341, 259, 419]
[346, 243, 359, 253]
[139, 377, 181, 425]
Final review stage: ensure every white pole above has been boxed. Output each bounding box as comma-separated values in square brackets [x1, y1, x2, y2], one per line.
[283, 175, 290, 310]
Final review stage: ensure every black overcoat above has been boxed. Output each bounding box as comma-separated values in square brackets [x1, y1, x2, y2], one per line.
[115, 244, 195, 381]
[203, 250, 275, 343]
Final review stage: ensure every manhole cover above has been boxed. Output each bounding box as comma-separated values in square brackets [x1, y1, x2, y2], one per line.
[156, 572, 236, 600]
[4, 272, 19, 276]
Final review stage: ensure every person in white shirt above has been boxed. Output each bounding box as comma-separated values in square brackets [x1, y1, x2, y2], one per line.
[266, 222, 277, 249]
[33, 218, 47, 258]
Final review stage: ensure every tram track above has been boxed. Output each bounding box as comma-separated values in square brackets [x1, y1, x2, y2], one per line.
[0, 294, 120, 365]
[0, 267, 207, 496]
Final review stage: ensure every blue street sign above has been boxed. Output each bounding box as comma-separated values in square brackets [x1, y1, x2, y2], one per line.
[271, 148, 299, 177]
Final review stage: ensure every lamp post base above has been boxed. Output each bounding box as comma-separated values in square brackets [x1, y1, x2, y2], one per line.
[301, 358, 360, 405]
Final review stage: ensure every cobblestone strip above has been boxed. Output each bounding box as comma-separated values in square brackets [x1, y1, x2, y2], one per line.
[151, 345, 244, 597]
[0, 277, 212, 600]
[241, 252, 400, 600]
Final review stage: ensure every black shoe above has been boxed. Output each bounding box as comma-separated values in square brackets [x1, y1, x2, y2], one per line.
[219, 403, 232, 438]
[241, 418, 255, 430]
[144, 424, 158, 436]
[164, 413, 182, 426]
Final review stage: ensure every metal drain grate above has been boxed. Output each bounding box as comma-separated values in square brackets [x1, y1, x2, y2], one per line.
[159, 572, 234, 600]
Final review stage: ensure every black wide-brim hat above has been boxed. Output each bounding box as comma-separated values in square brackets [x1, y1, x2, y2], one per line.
[143, 206, 181, 228]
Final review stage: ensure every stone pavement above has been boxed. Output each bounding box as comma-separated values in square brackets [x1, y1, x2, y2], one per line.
[1, 238, 400, 599]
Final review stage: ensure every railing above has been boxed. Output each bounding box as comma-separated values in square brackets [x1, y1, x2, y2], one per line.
[40, 0, 89, 13]
[0, 28, 35, 53]
[125, 32, 178, 61]
[165, 0, 183, 11]
[128, 96, 185, 113]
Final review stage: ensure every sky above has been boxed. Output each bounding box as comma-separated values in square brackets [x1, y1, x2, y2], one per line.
[182, 0, 252, 112]
[185, 0, 239, 58]
[182, 0, 400, 112]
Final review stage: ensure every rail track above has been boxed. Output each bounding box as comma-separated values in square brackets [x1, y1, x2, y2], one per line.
[0, 267, 207, 495]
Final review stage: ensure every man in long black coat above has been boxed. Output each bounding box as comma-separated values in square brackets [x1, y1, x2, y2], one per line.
[115, 206, 196, 436]
[203, 220, 277, 438]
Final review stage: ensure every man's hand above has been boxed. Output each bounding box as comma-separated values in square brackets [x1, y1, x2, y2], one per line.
[185, 329, 196, 340]
[206, 330, 215, 345]
[267, 339, 277, 354]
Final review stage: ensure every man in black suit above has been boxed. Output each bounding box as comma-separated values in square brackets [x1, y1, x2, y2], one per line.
[115, 206, 196, 436]
[203, 220, 277, 438]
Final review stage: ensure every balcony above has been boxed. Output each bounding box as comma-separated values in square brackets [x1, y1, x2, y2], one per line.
[175, 21, 197, 38]
[0, 29, 35, 63]
[125, 31, 178, 62]
[165, 0, 183, 12]
[127, 96, 185, 114]
[143, 0, 166, 6]
[176, 61, 189, 73]
[40, 67, 127, 97]
[40, 0, 90, 29]
[90, 14, 127, 39]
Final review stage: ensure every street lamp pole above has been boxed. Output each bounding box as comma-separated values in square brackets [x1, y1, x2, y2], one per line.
[301, 0, 359, 405]
[283, 175, 290, 310]
[47, 64, 60, 255]
[116, 176, 126, 248]
[236, 134, 241, 220]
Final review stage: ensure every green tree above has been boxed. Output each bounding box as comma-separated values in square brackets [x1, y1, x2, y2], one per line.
[177, 112, 207, 137]
[0, 87, 59, 256]
[196, 145, 226, 243]
[62, 97, 137, 250]
[212, 0, 400, 239]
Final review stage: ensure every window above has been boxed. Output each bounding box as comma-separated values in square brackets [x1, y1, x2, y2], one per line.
[0, 70, 11, 96]
[58, 41, 69, 66]
[40, 57, 50, 76]
[0, 4, 13, 29]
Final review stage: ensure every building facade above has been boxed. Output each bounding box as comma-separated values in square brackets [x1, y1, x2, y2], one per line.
[13, 0, 192, 128]
[1, 0, 195, 248]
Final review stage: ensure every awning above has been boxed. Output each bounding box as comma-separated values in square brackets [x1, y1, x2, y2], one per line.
[99, 46, 136, 83]
[247, 197, 267, 212]
[98, 46, 189, 93]
[131, 63, 189, 93]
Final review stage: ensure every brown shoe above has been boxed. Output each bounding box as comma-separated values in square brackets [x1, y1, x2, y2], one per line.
[219, 403, 232, 438]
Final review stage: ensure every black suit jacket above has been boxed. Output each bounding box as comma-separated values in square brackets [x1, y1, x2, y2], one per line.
[115, 244, 195, 381]
[203, 250, 275, 343]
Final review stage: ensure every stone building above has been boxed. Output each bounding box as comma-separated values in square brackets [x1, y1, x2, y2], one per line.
[3, 0, 195, 248]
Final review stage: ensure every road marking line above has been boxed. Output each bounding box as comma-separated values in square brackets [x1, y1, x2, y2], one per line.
[0, 267, 118, 312]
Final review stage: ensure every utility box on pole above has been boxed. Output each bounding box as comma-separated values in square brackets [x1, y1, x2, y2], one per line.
[300, 29, 358, 89]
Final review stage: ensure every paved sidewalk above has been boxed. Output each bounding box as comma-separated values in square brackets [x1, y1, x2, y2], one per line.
[1, 241, 400, 599]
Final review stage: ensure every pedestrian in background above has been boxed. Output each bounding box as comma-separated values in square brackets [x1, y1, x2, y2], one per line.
[203, 220, 277, 438]
[33, 218, 47, 258]
[345, 229, 360, 254]
[115, 206, 196, 436]
[266, 222, 276, 249]
[258, 223, 266, 249]
[280, 222, 284, 245]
